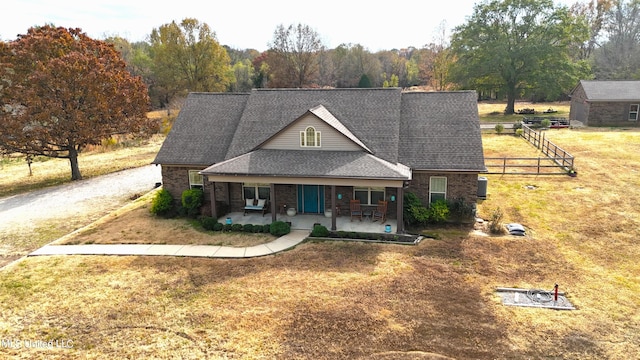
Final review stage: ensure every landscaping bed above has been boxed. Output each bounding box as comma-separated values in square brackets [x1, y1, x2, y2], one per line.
[309, 227, 421, 244]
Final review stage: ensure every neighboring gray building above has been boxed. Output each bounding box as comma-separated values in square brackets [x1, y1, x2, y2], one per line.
[570, 80, 640, 126]
[153, 88, 486, 233]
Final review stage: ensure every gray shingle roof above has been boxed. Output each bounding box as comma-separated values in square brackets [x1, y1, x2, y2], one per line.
[225, 88, 401, 163]
[578, 80, 640, 101]
[201, 149, 411, 180]
[154, 88, 486, 173]
[153, 92, 249, 166]
[399, 91, 486, 171]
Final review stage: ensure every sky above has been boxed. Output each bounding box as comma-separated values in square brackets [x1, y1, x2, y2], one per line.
[3, 0, 577, 52]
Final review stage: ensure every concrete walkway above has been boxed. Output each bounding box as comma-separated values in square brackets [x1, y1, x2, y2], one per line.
[28, 230, 309, 259]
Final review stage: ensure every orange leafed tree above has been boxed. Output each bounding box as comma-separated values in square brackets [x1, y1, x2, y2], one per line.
[0, 26, 156, 180]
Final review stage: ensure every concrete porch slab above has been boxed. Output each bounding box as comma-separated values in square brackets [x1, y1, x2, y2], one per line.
[219, 212, 397, 233]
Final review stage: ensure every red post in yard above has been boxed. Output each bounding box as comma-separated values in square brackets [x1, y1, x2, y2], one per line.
[554, 284, 559, 302]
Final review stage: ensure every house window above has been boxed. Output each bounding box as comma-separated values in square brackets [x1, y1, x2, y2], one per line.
[300, 126, 321, 147]
[354, 187, 385, 205]
[189, 170, 204, 190]
[429, 176, 447, 203]
[243, 183, 270, 200]
[629, 104, 639, 121]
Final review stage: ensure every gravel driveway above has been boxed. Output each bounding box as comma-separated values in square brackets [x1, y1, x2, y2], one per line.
[0, 165, 162, 264]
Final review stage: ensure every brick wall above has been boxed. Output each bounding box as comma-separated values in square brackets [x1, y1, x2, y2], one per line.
[407, 172, 478, 206]
[161, 165, 233, 216]
[160, 168, 478, 218]
[587, 102, 640, 127]
[161, 165, 209, 205]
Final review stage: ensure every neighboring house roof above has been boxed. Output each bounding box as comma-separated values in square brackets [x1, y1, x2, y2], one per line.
[575, 80, 640, 101]
[153, 88, 486, 174]
[201, 149, 411, 180]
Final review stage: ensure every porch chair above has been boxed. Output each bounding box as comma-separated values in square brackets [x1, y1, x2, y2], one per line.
[350, 199, 362, 222]
[372, 200, 388, 223]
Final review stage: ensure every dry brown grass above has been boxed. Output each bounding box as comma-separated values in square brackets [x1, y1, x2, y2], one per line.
[1, 128, 639, 359]
[59, 195, 275, 247]
[0, 134, 164, 198]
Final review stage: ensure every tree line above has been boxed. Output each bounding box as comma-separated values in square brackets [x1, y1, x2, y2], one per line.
[105, 1, 639, 113]
[2, 0, 639, 180]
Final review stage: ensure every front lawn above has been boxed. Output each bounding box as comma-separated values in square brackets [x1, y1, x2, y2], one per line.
[1, 128, 638, 359]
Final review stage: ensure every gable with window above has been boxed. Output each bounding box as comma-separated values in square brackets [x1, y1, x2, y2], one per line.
[189, 170, 204, 190]
[429, 176, 447, 203]
[629, 104, 639, 121]
[300, 126, 321, 147]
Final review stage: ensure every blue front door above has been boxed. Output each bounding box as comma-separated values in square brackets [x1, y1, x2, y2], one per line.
[297, 185, 325, 213]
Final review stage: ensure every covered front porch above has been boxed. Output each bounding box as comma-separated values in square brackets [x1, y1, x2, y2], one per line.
[220, 211, 399, 233]
[201, 149, 412, 234]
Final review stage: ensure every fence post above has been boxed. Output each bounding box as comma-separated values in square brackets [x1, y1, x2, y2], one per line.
[537, 157, 541, 174]
[503, 157, 506, 174]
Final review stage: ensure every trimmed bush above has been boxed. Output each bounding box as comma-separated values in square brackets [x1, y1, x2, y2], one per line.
[231, 223, 243, 232]
[222, 224, 233, 232]
[213, 222, 223, 231]
[512, 120, 523, 132]
[494, 123, 505, 134]
[242, 224, 254, 233]
[270, 221, 291, 236]
[251, 225, 262, 233]
[540, 119, 551, 128]
[428, 200, 450, 223]
[200, 217, 218, 231]
[447, 197, 475, 223]
[311, 224, 330, 237]
[404, 192, 432, 226]
[150, 189, 174, 217]
[181, 188, 204, 217]
[404, 192, 450, 225]
[262, 224, 272, 233]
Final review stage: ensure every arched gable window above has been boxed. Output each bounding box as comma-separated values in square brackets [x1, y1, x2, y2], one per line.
[300, 126, 321, 147]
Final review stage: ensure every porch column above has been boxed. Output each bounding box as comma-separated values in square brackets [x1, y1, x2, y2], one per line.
[270, 183, 277, 223]
[396, 186, 404, 234]
[210, 182, 217, 219]
[331, 185, 337, 231]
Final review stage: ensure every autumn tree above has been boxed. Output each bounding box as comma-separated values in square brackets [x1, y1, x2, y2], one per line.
[569, 0, 613, 61]
[267, 23, 324, 87]
[424, 21, 455, 91]
[149, 18, 231, 106]
[0, 26, 155, 180]
[450, 0, 589, 113]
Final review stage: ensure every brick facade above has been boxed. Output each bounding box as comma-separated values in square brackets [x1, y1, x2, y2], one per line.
[570, 83, 640, 127]
[162, 167, 478, 219]
[160, 165, 210, 205]
[407, 171, 478, 206]
[585, 102, 640, 127]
